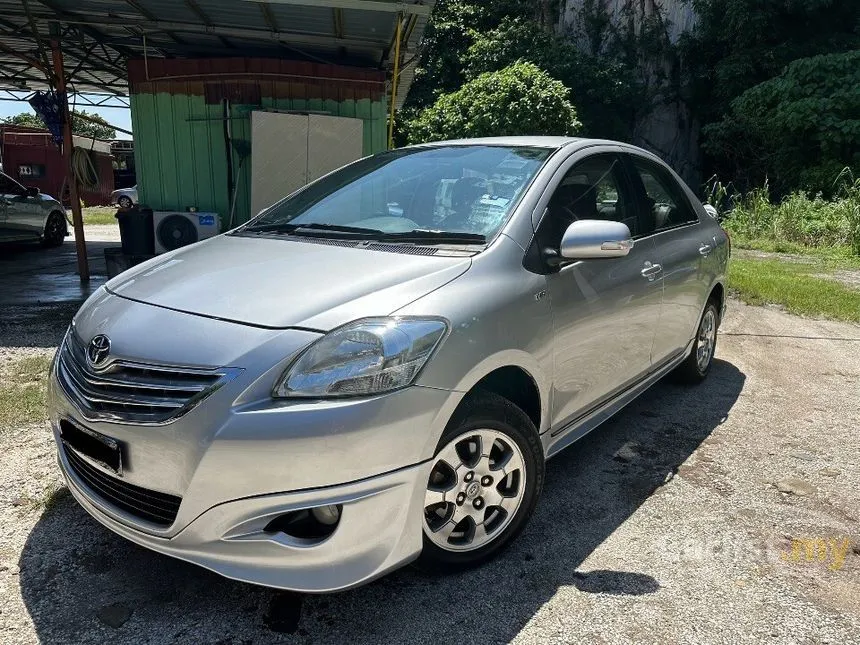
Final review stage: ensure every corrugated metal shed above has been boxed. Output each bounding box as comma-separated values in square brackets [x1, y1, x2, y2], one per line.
[129, 57, 389, 224]
[0, 0, 433, 108]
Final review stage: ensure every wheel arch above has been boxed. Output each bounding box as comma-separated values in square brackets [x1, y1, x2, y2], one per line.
[46, 209, 68, 233]
[441, 362, 544, 439]
[708, 281, 725, 324]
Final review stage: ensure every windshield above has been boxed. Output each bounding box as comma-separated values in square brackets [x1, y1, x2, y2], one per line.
[241, 145, 552, 243]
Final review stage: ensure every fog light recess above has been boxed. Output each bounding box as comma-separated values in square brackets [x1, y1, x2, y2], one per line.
[264, 504, 342, 542]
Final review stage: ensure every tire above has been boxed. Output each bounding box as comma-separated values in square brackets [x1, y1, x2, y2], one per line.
[41, 211, 67, 248]
[416, 391, 544, 572]
[671, 300, 719, 384]
[118, 196, 133, 209]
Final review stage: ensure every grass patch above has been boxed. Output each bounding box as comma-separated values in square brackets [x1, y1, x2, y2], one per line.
[717, 171, 860, 254]
[731, 237, 860, 269]
[0, 354, 52, 427]
[39, 484, 70, 514]
[729, 258, 860, 322]
[732, 233, 860, 268]
[80, 206, 118, 226]
[13, 485, 70, 516]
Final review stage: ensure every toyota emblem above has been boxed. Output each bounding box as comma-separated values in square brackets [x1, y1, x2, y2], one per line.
[86, 334, 111, 368]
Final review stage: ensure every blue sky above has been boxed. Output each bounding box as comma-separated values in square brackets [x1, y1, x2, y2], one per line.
[0, 96, 134, 140]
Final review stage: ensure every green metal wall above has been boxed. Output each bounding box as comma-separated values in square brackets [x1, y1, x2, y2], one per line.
[130, 93, 388, 228]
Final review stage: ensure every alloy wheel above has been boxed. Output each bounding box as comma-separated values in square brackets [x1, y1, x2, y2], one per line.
[44, 213, 65, 246]
[423, 429, 527, 552]
[696, 308, 717, 371]
[119, 196, 133, 209]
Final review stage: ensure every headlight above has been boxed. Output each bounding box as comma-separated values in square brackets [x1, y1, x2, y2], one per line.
[273, 317, 448, 398]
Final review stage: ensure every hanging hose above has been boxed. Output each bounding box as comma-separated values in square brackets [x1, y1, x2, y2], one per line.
[71, 147, 99, 190]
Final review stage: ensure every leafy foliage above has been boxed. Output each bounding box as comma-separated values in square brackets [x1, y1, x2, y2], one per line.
[703, 51, 860, 195]
[721, 170, 860, 253]
[3, 109, 116, 140]
[682, 0, 859, 191]
[405, 62, 581, 143]
[683, 0, 859, 121]
[403, 0, 555, 114]
[401, 0, 857, 205]
[397, 0, 632, 144]
[462, 17, 639, 139]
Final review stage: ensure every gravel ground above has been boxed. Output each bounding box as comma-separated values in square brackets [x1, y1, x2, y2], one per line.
[1, 300, 859, 644]
[74, 224, 121, 243]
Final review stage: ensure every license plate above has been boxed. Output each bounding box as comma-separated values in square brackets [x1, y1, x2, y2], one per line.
[60, 419, 123, 475]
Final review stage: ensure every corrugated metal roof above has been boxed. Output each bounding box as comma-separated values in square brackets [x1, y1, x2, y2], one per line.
[0, 0, 434, 107]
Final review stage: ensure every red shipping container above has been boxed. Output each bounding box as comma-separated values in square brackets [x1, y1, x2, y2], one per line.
[0, 125, 115, 206]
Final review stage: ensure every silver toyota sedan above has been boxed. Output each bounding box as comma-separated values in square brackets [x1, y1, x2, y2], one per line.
[48, 137, 729, 593]
[0, 171, 67, 247]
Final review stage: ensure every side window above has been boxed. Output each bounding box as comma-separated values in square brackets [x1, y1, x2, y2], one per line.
[0, 173, 23, 195]
[629, 159, 697, 231]
[541, 154, 638, 248]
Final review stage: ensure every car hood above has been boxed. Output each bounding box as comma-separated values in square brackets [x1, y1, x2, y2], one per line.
[105, 234, 472, 330]
[38, 193, 61, 206]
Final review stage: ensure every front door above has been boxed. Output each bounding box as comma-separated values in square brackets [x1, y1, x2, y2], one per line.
[541, 153, 663, 430]
[0, 172, 15, 238]
[0, 172, 40, 237]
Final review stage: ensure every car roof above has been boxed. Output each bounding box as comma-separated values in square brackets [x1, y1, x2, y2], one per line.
[405, 136, 649, 152]
[407, 136, 582, 149]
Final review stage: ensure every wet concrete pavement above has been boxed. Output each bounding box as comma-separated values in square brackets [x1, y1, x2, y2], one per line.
[0, 230, 119, 347]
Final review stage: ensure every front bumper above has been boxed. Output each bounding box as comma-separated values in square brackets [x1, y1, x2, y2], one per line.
[48, 291, 465, 591]
[60, 445, 432, 592]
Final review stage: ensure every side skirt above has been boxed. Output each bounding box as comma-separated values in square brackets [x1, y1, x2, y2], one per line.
[544, 339, 693, 459]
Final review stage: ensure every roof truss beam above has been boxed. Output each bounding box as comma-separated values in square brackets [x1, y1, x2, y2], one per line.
[258, 2, 280, 31]
[183, 0, 233, 48]
[243, 0, 432, 16]
[24, 13, 390, 51]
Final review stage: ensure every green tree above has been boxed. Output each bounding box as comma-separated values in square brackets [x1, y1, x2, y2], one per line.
[400, 0, 560, 122]
[3, 113, 44, 129]
[405, 62, 581, 143]
[703, 51, 860, 196]
[682, 0, 859, 190]
[3, 109, 116, 139]
[463, 17, 639, 139]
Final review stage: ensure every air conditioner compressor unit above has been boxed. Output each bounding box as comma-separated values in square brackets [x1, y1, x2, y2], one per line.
[153, 211, 221, 254]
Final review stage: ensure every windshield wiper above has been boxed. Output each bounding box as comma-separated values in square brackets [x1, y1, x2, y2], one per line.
[241, 223, 486, 244]
[243, 222, 383, 237]
[374, 229, 487, 245]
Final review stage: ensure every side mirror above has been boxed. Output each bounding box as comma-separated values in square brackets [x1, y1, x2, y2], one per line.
[26, 186, 39, 197]
[555, 219, 633, 262]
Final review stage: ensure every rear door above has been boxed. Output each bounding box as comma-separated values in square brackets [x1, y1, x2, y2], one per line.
[623, 154, 709, 365]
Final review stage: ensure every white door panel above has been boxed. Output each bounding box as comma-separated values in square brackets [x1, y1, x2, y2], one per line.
[307, 115, 364, 183]
[250, 112, 308, 216]
[250, 112, 364, 218]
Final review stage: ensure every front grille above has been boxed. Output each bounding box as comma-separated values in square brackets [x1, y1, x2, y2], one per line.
[63, 443, 181, 526]
[57, 331, 241, 424]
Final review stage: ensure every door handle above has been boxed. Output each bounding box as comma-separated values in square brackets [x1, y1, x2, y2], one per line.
[641, 262, 662, 280]
[699, 243, 713, 256]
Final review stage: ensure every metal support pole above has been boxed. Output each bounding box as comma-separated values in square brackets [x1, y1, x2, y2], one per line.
[50, 34, 89, 282]
[387, 14, 402, 149]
